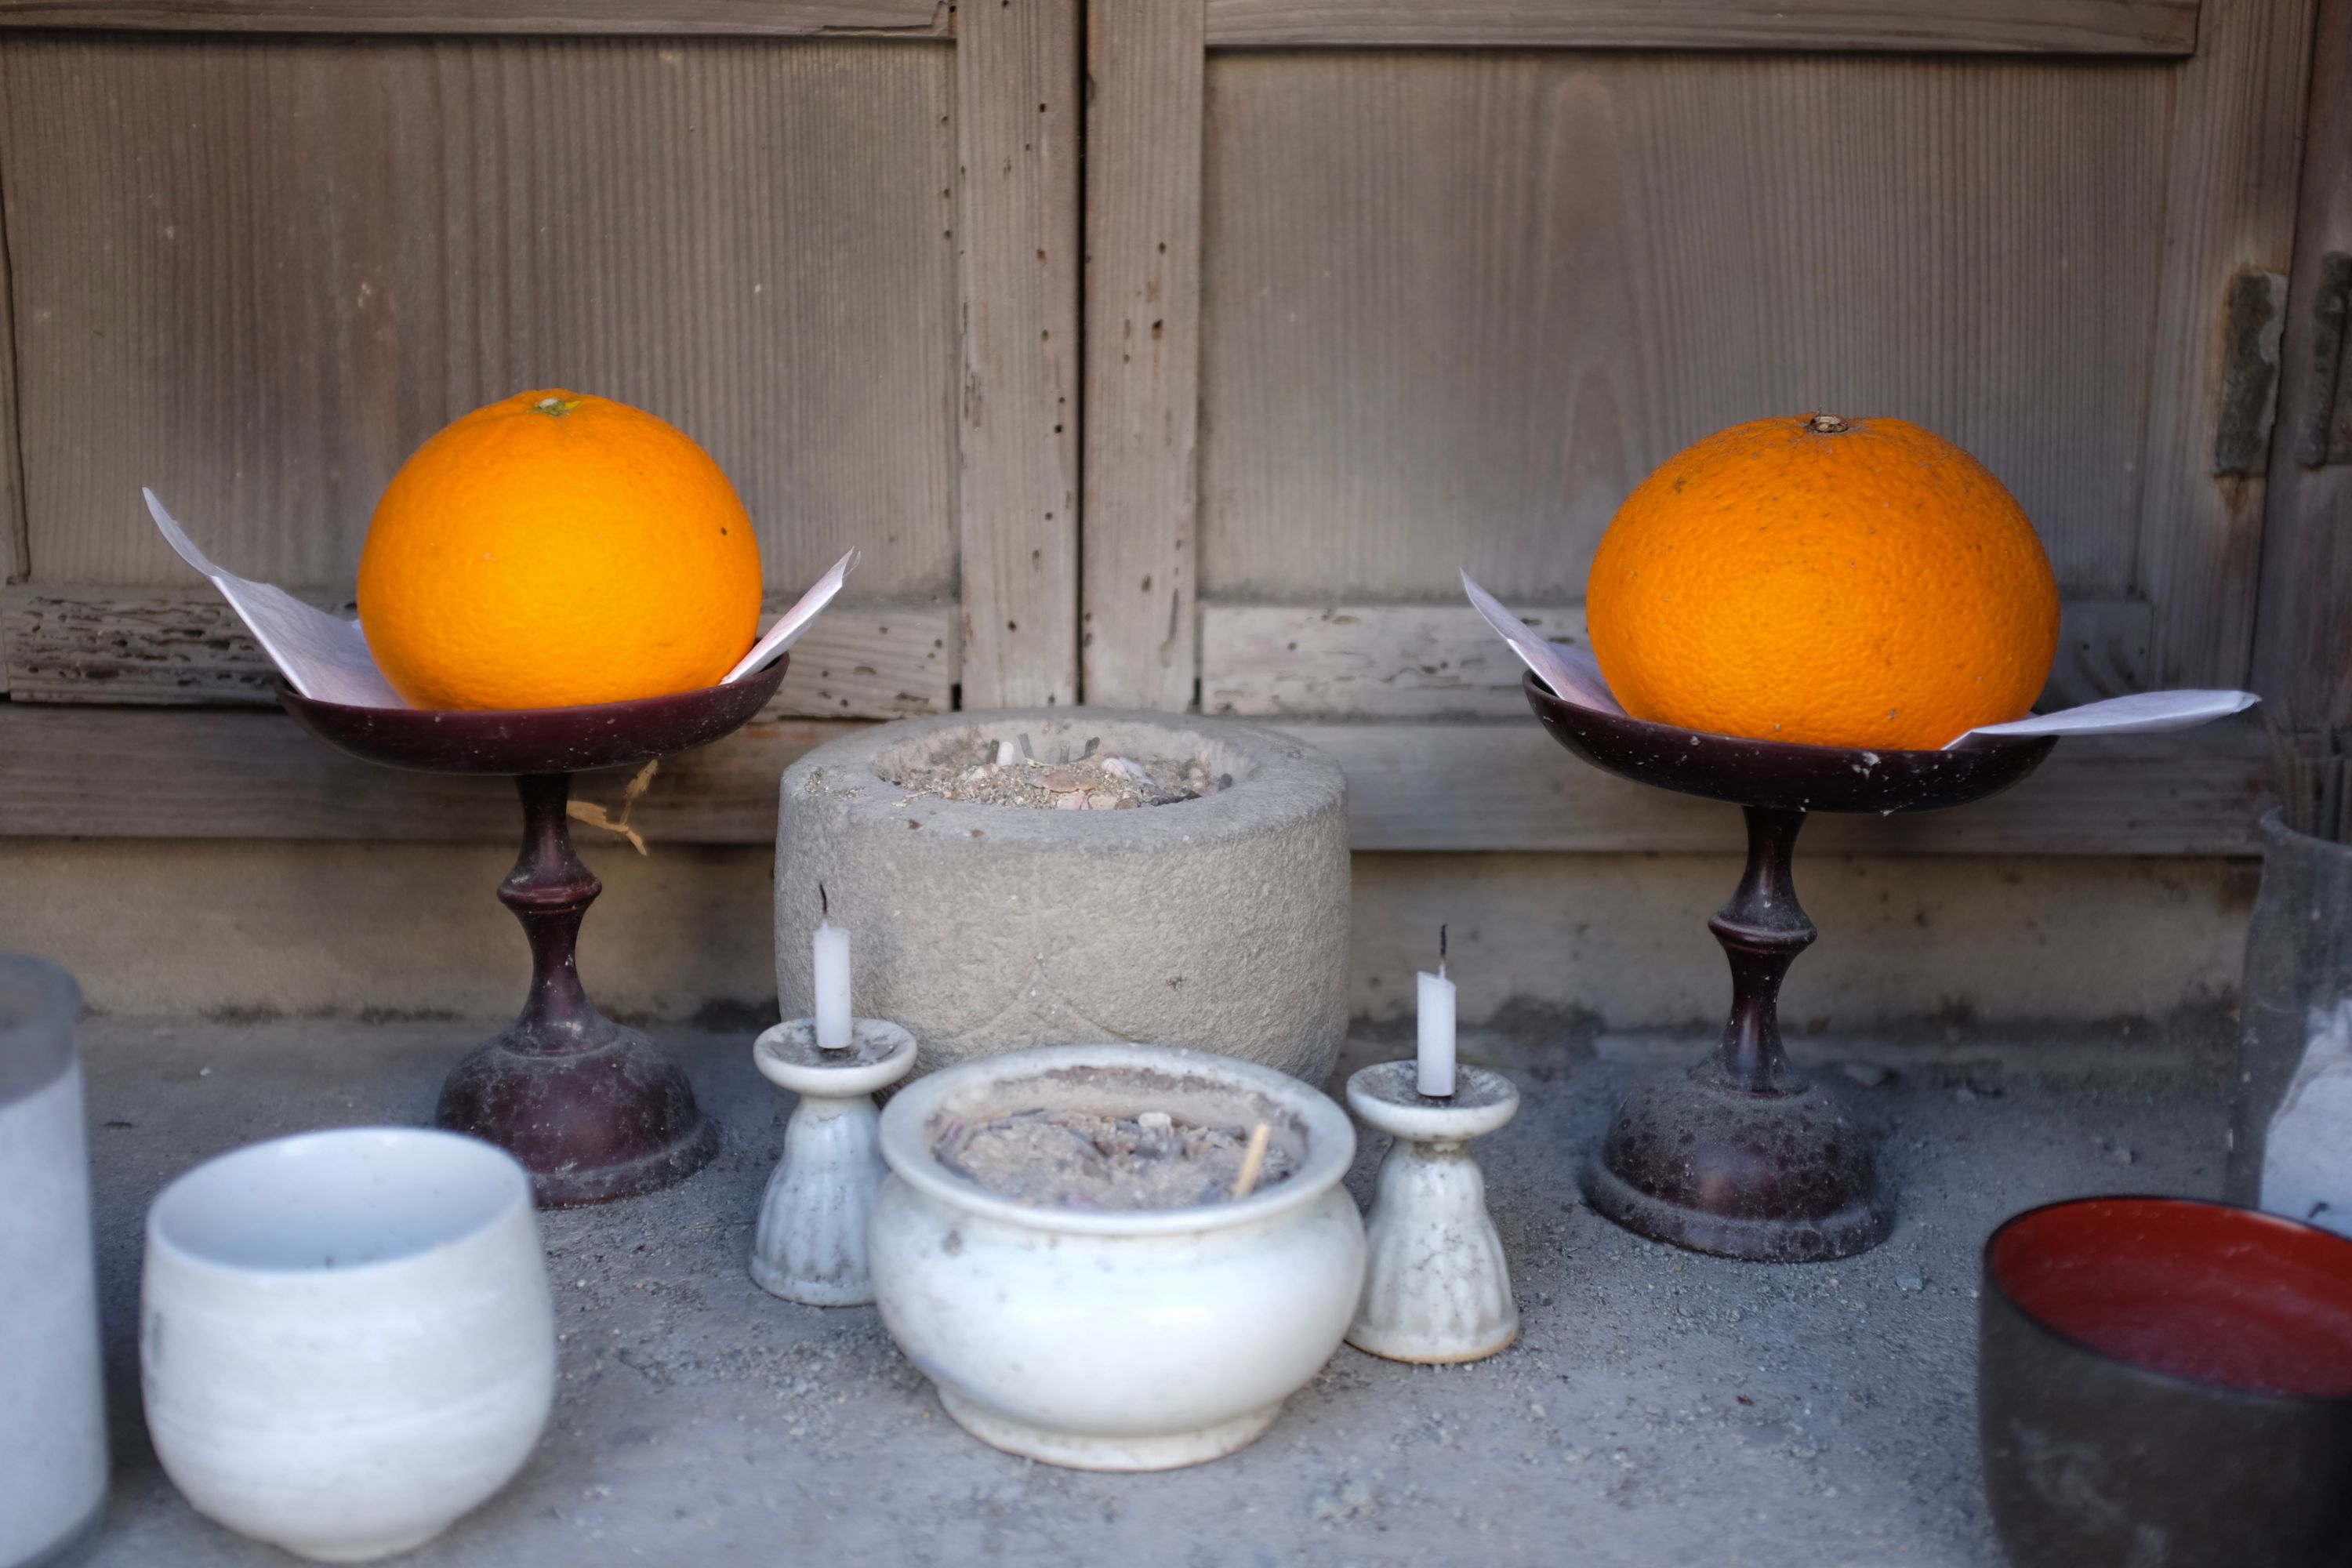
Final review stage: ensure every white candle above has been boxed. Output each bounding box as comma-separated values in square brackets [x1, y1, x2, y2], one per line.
[1417, 930, 1456, 1098]
[814, 917, 852, 1051]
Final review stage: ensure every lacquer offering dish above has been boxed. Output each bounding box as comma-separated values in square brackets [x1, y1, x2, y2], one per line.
[868, 1044, 1364, 1472]
[281, 659, 788, 1207]
[1527, 675, 2056, 1261]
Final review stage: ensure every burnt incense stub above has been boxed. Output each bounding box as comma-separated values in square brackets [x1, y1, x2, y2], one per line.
[281, 659, 786, 1207]
[1525, 673, 2055, 1262]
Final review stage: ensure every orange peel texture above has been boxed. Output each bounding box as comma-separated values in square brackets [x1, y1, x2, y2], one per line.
[1584, 414, 2060, 751]
[358, 390, 764, 711]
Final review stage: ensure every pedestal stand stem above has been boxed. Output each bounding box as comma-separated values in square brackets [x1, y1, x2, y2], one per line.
[1708, 806, 1817, 1095]
[499, 773, 613, 1055]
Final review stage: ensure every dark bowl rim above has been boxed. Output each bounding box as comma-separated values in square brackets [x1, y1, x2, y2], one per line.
[1518, 670, 2054, 764]
[1982, 1192, 2352, 1409]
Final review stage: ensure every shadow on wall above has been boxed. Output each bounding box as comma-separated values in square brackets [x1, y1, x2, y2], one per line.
[0, 841, 2255, 1036]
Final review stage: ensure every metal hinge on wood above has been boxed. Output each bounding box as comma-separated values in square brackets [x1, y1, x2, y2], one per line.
[2296, 252, 2352, 467]
[2214, 270, 2288, 477]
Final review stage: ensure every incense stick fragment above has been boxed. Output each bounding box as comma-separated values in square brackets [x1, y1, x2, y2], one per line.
[1231, 1123, 1272, 1200]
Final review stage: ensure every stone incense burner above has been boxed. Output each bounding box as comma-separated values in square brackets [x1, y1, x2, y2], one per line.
[868, 1044, 1364, 1470]
[775, 710, 1350, 1085]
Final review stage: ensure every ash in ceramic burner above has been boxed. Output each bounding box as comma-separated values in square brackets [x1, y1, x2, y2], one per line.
[934, 1108, 1294, 1209]
[888, 735, 1227, 810]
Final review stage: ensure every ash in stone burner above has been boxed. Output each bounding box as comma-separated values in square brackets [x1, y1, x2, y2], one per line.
[934, 1107, 1294, 1209]
[884, 732, 1227, 811]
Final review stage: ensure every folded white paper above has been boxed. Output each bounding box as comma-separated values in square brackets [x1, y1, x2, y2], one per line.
[148, 490, 405, 708]
[1461, 570, 2257, 750]
[725, 546, 857, 684]
[1460, 572, 1624, 716]
[147, 487, 854, 710]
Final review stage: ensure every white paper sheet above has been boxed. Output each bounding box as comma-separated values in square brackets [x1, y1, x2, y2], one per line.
[725, 547, 857, 684]
[1460, 570, 2258, 749]
[1953, 688, 2259, 743]
[146, 489, 405, 708]
[1460, 572, 1625, 715]
[147, 488, 854, 711]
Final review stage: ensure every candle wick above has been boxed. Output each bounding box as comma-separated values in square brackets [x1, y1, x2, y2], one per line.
[819, 882, 829, 920]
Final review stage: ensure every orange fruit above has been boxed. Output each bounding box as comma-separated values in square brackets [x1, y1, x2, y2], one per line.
[358, 390, 763, 710]
[1584, 413, 2059, 751]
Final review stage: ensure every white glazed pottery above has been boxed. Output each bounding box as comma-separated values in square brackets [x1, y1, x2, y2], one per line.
[1344, 1060, 1520, 1363]
[141, 1127, 556, 1563]
[869, 1043, 1364, 1472]
[0, 956, 107, 1568]
[750, 1017, 918, 1305]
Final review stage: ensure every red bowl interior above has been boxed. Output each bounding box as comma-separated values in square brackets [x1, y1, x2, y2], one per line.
[1990, 1197, 2352, 1399]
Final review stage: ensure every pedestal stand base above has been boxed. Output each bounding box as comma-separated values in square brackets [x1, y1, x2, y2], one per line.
[437, 1025, 717, 1209]
[1581, 1068, 1889, 1263]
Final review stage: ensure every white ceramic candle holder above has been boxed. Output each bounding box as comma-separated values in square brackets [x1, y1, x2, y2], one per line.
[750, 1017, 917, 1306]
[1345, 1059, 1521, 1364]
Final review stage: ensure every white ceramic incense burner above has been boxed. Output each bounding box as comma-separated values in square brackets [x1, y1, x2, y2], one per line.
[1345, 1060, 1520, 1363]
[869, 1044, 1364, 1471]
[140, 1127, 555, 1563]
[750, 1017, 918, 1305]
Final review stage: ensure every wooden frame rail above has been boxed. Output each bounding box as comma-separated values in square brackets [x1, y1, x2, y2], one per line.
[0, 703, 2273, 854]
[1196, 0, 2200, 54]
[0, 1, 950, 34]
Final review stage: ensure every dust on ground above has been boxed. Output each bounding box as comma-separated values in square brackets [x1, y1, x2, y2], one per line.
[934, 1107, 1294, 1209]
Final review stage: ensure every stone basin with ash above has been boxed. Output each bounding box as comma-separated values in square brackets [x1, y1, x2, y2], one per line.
[775, 710, 1351, 1086]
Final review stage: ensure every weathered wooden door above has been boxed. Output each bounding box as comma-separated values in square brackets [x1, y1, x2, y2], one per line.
[1081, 0, 2314, 854]
[2257, 0, 2352, 727]
[0, 0, 2325, 851]
[0, 0, 1085, 842]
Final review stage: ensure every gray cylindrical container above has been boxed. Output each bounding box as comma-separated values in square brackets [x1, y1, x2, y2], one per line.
[775, 710, 1352, 1087]
[0, 956, 107, 1567]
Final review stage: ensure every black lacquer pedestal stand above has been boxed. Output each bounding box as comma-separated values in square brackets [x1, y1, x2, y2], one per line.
[1526, 673, 2056, 1261]
[281, 658, 788, 1207]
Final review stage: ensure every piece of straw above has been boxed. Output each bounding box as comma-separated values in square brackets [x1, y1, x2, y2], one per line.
[1231, 1123, 1272, 1200]
[565, 760, 659, 855]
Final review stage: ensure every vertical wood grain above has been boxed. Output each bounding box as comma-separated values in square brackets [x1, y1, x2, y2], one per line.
[2251, 0, 2352, 721]
[0, 34, 957, 597]
[0, 127, 22, 591]
[1199, 53, 2172, 604]
[2136, 0, 2320, 688]
[1081, 0, 1202, 710]
[956, 0, 1081, 707]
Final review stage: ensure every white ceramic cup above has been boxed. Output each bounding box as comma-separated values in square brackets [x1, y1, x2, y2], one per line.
[140, 1127, 556, 1563]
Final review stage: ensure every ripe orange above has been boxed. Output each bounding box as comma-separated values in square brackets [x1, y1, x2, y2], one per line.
[358, 390, 764, 710]
[1584, 414, 2059, 751]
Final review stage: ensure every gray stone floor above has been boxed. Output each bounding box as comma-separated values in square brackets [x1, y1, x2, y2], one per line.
[74, 1016, 2227, 1566]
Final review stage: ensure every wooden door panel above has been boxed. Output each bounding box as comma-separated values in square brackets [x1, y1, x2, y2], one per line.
[0, 33, 958, 597]
[1199, 50, 2170, 604]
